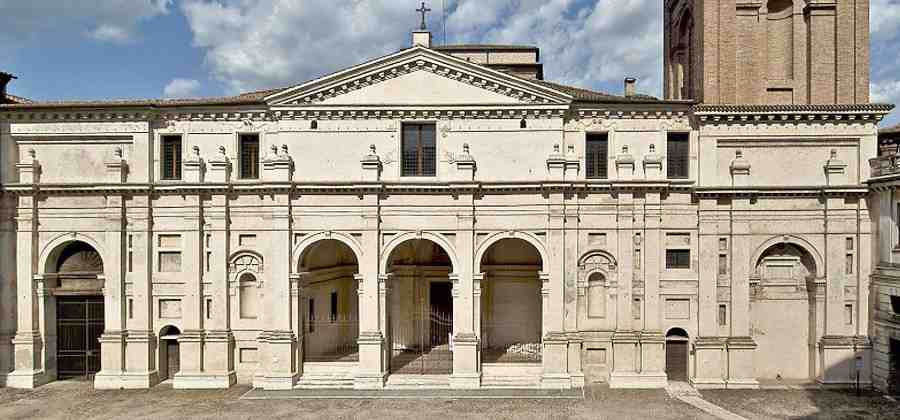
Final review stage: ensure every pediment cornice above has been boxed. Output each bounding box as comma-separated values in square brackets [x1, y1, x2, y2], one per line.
[265, 46, 572, 107]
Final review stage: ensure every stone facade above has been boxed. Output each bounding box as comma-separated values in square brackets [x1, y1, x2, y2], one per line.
[0, 2, 894, 391]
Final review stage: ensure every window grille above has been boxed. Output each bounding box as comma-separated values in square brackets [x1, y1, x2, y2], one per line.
[667, 132, 689, 179]
[586, 133, 608, 179]
[239, 134, 260, 179]
[666, 249, 691, 269]
[401, 123, 436, 176]
[161, 136, 182, 180]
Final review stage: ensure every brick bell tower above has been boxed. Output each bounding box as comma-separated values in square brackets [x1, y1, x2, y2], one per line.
[664, 0, 870, 105]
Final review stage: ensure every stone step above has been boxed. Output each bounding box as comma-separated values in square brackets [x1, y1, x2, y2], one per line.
[385, 374, 450, 389]
[295, 374, 355, 389]
[481, 375, 542, 388]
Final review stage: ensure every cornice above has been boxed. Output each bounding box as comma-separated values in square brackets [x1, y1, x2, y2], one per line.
[574, 108, 691, 120]
[269, 106, 567, 120]
[694, 104, 893, 125]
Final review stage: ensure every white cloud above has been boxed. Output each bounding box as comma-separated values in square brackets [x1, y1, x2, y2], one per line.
[180, 0, 662, 96]
[872, 0, 900, 41]
[163, 78, 201, 98]
[1, 0, 172, 45]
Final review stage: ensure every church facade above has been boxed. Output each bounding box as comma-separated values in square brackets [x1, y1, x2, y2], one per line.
[0, 0, 894, 391]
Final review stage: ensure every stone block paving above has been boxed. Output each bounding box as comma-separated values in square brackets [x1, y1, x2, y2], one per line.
[0, 381, 897, 419]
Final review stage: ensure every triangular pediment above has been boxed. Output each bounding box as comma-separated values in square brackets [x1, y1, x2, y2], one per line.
[266, 46, 571, 107]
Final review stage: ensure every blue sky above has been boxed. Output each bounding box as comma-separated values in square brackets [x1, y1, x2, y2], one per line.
[3, 0, 899, 126]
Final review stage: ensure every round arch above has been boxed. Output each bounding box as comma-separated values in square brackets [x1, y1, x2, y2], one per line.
[474, 231, 549, 273]
[39, 232, 108, 275]
[292, 231, 364, 274]
[666, 327, 690, 340]
[381, 231, 460, 274]
[749, 235, 825, 279]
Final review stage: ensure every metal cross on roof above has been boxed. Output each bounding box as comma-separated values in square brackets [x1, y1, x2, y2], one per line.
[416, 1, 431, 30]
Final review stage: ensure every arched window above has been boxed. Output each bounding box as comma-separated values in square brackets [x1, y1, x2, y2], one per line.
[520, 118, 527, 129]
[310, 120, 318, 129]
[239, 272, 258, 319]
[587, 272, 606, 318]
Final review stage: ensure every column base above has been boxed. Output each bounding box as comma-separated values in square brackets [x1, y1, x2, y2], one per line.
[726, 336, 758, 389]
[451, 332, 480, 388]
[254, 330, 298, 390]
[5, 369, 52, 389]
[252, 372, 300, 390]
[691, 336, 726, 389]
[354, 331, 386, 389]
[173, 372, 237, 389]
[94, 371, 160, 390]
[353, 371, 388, 389]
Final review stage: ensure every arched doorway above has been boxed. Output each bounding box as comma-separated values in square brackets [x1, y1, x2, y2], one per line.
[665, 328, 689, 382]
[158, 325, 181, 381]
[479, 238, 543, 364]
[46, 240, 105, 380]
[751, 241, 819, 380]
[297, 239, 360, 363]
[385, 238, 454, 374]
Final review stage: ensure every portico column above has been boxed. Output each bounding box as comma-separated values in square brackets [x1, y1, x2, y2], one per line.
[450, 192, 479, 388]
[818, 195, 855, 384]
[610, 191, 639, 388]
[638, 192, 666, 387]
[727, 195, 757, 388]
[122, 199, 158, 388]
[541, 182, 569, 388]
[354, 205, 386, 388]
[94, 195, 127, 388]
[693, 197, 726, 388]
[8, 194, 48, 388]
[174, 194, 206, 388]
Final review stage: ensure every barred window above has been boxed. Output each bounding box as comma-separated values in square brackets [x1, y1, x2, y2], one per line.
[667, 132, 689, 179]
[585, 133, 609, 179]
[401, 123, 436, 177]
[666, 249, 691, 269]
[161, 136, 182, 180]
[239, 134, 260, 179]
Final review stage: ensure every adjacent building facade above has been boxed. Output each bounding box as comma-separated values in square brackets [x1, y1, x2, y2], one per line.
[0, 0, 894, 391]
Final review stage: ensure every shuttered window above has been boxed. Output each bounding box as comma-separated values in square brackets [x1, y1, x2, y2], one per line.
[667, 132, 689, 179]
[239, 134, 260, 179]
[161, 136, 182, 180]
[401, 123, 436, 177]
[666, 249, 691, 269]
[585, 133, 608, 179]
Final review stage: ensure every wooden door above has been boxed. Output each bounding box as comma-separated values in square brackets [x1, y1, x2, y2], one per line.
[666, 340, 688, 381]
[56, 296, 104, 379]
[167, 341, 180, 379]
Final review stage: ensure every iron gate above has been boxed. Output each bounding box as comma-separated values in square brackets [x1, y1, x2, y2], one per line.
[56, 296, 104, 379]
[390, 307, 453, 374]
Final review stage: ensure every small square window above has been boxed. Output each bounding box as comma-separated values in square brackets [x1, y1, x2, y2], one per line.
[666, 249, 691, 269]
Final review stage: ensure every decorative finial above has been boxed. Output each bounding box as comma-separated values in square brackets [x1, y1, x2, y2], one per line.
[622, 145, 629, 154]
[270, 144, 278, 155]
[369, 144, 377, 155]
[463, 143, 470, 154]
[218, 145, 226, 156]
[567, 144, 575, 154]
[830, 149, 837, 159]
[735, 150, 743, 159]
[416, 1, 431, 30]
[280, 144, 289, 156]
[192, 145, 200, 157]
[553, 144, 560, 153]
[649, 144, 656, 153]
[27, 148, 36, 159]
[114, 146, 123, 159]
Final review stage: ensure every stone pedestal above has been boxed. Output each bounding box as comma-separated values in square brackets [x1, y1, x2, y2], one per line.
[615, 146, 635, 180]
[360, 144, 382, 182]
[692, 337, 726, 388]
[253, 330, 298, 390]
[453, 144, 477, 182]
[16, 149, 41, 184]
[104, 147, 128, 184]
[567, 335, 585, 388]
[541, 333, 570, 388]
[183, 146, 204, 183]
[263, 145, 293, 182]
[637, 332, 668, 387]
[450, 332, 481, 388]
[546, 144, 566, 178]
[197, 330, 237, 388]
[207, 146, 232, 183]
[6, 331, 50, 388]
[726, 336, 759, 388]
[818, 335, 871, 386]
[172, 330, 207, 389]
[730, 150, 751, 187]
[354, 331, 387, 389]
[643, 145, 663, 180]
[608, 331, 640, 388]
[119, 330, 159, 389]
[823, 149, 847, 186]
[93, 330, 127, 389]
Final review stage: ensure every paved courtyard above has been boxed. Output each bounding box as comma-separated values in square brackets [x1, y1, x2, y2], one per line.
[0, 381, 897, 420]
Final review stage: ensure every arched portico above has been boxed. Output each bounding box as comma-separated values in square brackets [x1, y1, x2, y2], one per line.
[382, 236, 457, 375]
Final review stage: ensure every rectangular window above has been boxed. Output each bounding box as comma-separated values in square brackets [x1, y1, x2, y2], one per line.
[128, 299, 133, 319]
[667, 132, 689, 179]
[330, 291, 338, 322]
[206, 298, 212, 319]
[846, 237, 854, 251]
[585, 133, 609, 179]
[718, 254, 728, 275]
[846, 254, 854, 275]
[844, 304, 854, 325]
[127, 234, 134, 273]
[401, 123, 436, 176]
[666, 249, 691, 269]
[633, 298, 641, 320]
[239, 134, 260, 179]
[308, 298, 316, 333]
[718, 304, 727, 326]
[161, 135, 182, 180]
[719, 238, 728, 251]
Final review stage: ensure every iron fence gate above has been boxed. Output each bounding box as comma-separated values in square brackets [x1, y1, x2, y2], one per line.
[390, 307, 453, 374]
[56, 296, 104, 379]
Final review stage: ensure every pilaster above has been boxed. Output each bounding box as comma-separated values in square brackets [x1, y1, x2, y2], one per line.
[728, 195, 757, 388]
[94, 194, 129, 388]
[173, 192, 206, 389]
[353, 168, 386, 389]
[450, 186, 479, 389]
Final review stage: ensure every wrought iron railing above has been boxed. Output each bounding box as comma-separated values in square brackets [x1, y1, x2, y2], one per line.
[481, 320, 542, 363]
[870, 154, 900, 177]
